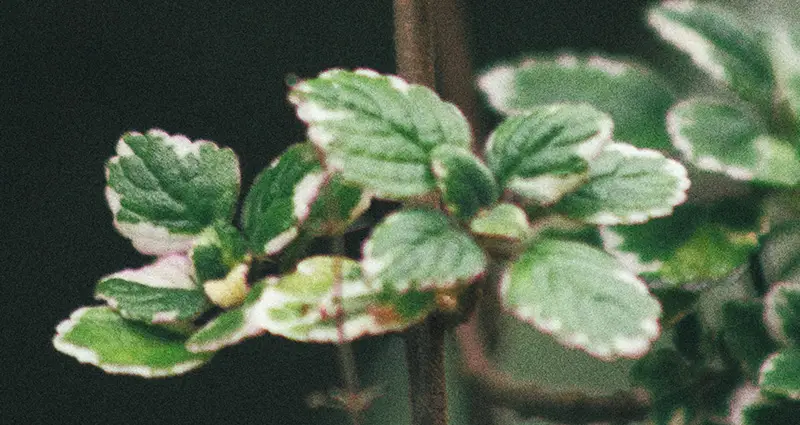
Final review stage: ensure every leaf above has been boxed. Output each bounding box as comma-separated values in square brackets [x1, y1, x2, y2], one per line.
[478, 54, 675, 150]
[105, 129, 240, 255]
[240, 143, 323, 255]
[53, 306, 212, 377]
[647, 1, 773, 106]
[362, 209, 486, 292]
[254, 256, 436, 342]
[469, 203, 531, 241]
[652, 287, 699, 327]
[668, 99, 800, 186]
[555, 142, 689, 225]
[742, 399, 800, 425]
[759, 221, 800, 287]
[430, 145, 499, 220]
[304, 173, 371, 237]
[764, 282, 800, 346]
[500, 238, 661, 359]
[191, 222, 249, 284]
[769, 26, 800, 126]
[289, 68, 471, 199]
[721, 300, 778, 378]
[602, 202, 759, 285]
[95, 255, 210, 325]
[485, 103, 612, 204]
[760, 349, 800, 400]
[186, 280, 271, 352]
[630, 349, 693, 425]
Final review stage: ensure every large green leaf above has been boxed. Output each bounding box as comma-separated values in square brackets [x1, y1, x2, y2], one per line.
[478, 54, 674, 150]
[722, 300, 778, 378]
[53, 306, 212, 377]
[288, 68, 471, 199]
[759, 221, 800, 287]
[485, 103, 612, 204]
[240, 143, 323, 255]
[362, 209, 486, 292]
[760, 349, 800, 400]
[105, 129, 240, 255]
[430, 145, 499, 220]
[667, 99, 800, 186]
[648, 1, 773, 106]
[764, 282, 800, 346]
[95, 255, 210, 325]
[253, 256, 436, 342]
[602, 202, 759, 285]
[501, 238, 661, 359]
[555, 142, 689, 225]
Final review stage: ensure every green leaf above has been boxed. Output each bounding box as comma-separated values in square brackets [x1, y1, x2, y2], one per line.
[648, 1, 773, 106]
[254, 256, 436, 342]
[759, 221, 800, 286]
[289, 68, 471, 199]
[362, 209, 486, 292]
[722, 300, 778, 378]
[602, 203, 759, 285]
[95, 255, 210, 325]
[240, 143, 323, 255]
[668, 99, 800, 186]
[304, 173, 371, 237]
[760, 349, 800, 400]
[186, 280, 270, 352]
[478, 54, 675, 150]
[105, 130, 241, 255]
[630, 349, 693, 424]
[764, 282, 800, 345]
[501, 238, 661, 359]
[430, 145, 499, 219]
[53, 306, 212, 377]
[555, 142, 689, 225]
[191, 222, 249, 284]
[485, 103, 612, 205]
[652, 287, 699, 327]
[769, 27, 800, 127]
[469, 203, 531, 240]
[742, 399, 800, 425]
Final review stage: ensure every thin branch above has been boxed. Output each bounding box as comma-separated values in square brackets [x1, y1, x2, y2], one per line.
[333, 237, 363, 425]
[393, 0, 436, 89]
[455, 316, 652, 424]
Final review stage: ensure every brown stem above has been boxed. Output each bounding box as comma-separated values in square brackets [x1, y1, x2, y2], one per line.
[394, 0, 436, 89]
[455, 316, 651, 424]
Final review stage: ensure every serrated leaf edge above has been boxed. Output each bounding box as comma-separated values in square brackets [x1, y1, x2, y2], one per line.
[758, 350, 800, 400]
[763, 281, 800, 345]
[600, 226, 665, 275]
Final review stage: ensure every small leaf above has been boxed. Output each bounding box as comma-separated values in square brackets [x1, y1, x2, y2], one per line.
[648, 1, 773, 106]
[485, 103, 612, 204]
[478, 54, 674, 150]
[742, 399, 800, 425]
[760, 349, 800, 400]
[95, 255, 210, 325]
[304, 173, 371, 237]
[469, 203, 531, 241]
[362, 209, 486, 292]
[630, 349, 693, 424]
[53, 306, 212, 377]
[501, 238, 661, 359]
[240, 143, 322, 255]
[764, 282, 800, 345]
[254, 256, 436, 342]
[555, 142, 689, 225]
[759, 221, 800, 286]
[289, 68, 471, 199]
[105, 129, 241, 255]
[191, 222, 248, 284]
[668, 99, 800, 186]
[602, 203, 759, 285]
[769, 26, 800, 126]
[203, 263, 250, 309]
[186, 280, 271, 352]
[652, 287, 699, 327]
[722, 300, 778, 378]
[430, 145, 499, 219]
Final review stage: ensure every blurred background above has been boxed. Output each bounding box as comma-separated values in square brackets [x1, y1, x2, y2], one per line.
[4, 1, 788, 424]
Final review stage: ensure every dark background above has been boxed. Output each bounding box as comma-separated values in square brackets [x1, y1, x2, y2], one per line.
[6, 1, 669, 423]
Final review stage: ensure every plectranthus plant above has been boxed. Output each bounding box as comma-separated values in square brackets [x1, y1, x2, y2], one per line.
[53, 65, 691, 415]
[478, 1, 800, 424]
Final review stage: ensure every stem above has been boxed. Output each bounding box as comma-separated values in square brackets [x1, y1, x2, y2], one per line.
[393, 2, 448, 425]
[333, 236, 363, 425]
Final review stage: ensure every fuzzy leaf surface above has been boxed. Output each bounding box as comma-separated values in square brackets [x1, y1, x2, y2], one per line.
[764, 282, 800, 346]
[363, 209, 486, 292]
[501, 238, 661, 359]
[668, 99, 800, 186]
[289, 68, 471, 199]
[478, 55, 674, 150]
[430, 145, 499, 219]
[95, 255, 209, 325]
[555, 142, 689, 225]
[105, 129, 240, 255]
[760, 349, 800, 400]
[648, 1, 773, 106]
[254, 256, 436, 342]
[53, 306, 211, 377]
[485, 103, 612, 204]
